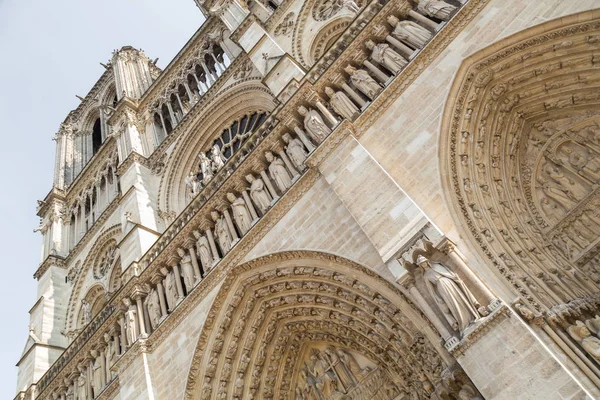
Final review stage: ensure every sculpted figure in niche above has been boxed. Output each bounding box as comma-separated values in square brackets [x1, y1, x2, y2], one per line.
[77, 372, 87, 400]
[177, 247, 196, 292]
[585, 316, 600, 337]
[305, 349, 338, 397]
[123, 298, 138, 344]
[344, 65, 381, 100]
[544, 161, 589, 201]
[418, 256, 481, 332]
[211, 144, 227, 172]
[185, 171, 201, 199]
[199, 153, 213, 184]
[538, 176, 577, 211]
[227, 192, 253, 235]
[416, 0, 456, 21]
[193, 230, 215, 270]
[66, 383, 75, 400]
[539, 196, 567, 224]
[92, 351, 104, 395]
[298, 105, 331, 144]
[246, 174, 272, 214]
[145, 287, 161, 330]
[325, 86, 359, 120]
[282, 133, 308, 171]
[81, 299, 92, 325]
[387, 16, 432, 49]
[104, 332, 116, 375]
[161, 267, 178, 312]
[212, 210, 233, 253]
[365, 39, 407, 74]
[557, 142, 600, 182]
[568, 321, 600, 362]
[266, 151, 292, 193]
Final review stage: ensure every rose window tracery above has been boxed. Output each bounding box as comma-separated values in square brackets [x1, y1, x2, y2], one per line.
[93, 241, 118, 280]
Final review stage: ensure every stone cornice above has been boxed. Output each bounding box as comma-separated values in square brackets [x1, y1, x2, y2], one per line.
[449, 304, 511, 357]
[36, 188, 66, 217]
[33, 255, 66, 280]
[95, 376, 119, 400]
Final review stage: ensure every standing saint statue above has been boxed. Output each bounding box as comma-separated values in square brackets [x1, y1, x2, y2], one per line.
[387, 16, 432, 49]
[177, 247, 196, 292]
[210, 144, 227, 172]
[227, 192, 253, 235]
[212, 210, 233, 254]
[283, 133, 309, 171]
[123, 298, 139, 344]
[81, 299, 92, 325]
[344, 65, 382, 100]
[266, 152, 293, 193]
[325, 86, 359, 120]
[417, 0, 456, 20]
[185, 171, 201, 199]
[161, 267, 179, 312]
[199, 152, 214, 184]
[91, 351, 104, 396]
[418, 256, 481, 332]
[366, 39, 407, 74]
[77, 372, 87, 400]
[193, 230, 215, 270]
[298, 105, 331, 144]
[145, 287, 161, 330]
[246, 174, 272, 214]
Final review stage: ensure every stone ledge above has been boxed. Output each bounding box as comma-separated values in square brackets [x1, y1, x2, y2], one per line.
[449, 304, 511, 357]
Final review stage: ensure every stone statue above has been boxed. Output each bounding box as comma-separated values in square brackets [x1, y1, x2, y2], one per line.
[185, 171, 201, 199]
[568, 321, 600, 362]
[227, 192, 253, 235]
[557, 142, 600, 181]
[387, 16, 433, 49]
[66, 382, 75, 400]
[282, 133, 308, 171]
[123, 298, 138, 344]
[418, 256, 481, 332]
[145, 287, 161, 330]
[416, 0, 456, 21]
[297, 105, 331, 144]
[91, 351, 104, 395]
[365, 39, 407, 74]
[81, 299, 92, 325]
[339, 0, 360, 13]
[246, 174, 272, 214]
[104, 332, 116, 377]
[266, 152, 293, 193]
[211, 144, 227, 172]
[193, 230, 215, 270]
[538, 176, 577, 211]
[177, 247, 196, 292]
[199, 152, 213, 184]
[585, 315, 600, 337]
[544, 161, 589, 201]
[161, 267, 178, 311]
[344, 65, 381, 100]
[76, 373, 87, 400]
[212, 210, 233, 254]
[325, 86, 359, 120]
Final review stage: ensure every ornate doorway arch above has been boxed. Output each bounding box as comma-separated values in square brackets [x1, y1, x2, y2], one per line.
[184, 251, 479, 399]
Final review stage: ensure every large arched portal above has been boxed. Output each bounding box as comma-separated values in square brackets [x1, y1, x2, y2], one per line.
[184, 251, 478, 400]
[439, 10, 600, 386]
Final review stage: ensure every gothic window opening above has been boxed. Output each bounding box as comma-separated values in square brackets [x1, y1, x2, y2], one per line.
[216, 111, 266, 159]
[92, 118, 103, 155]
[204, 53, 217, 75]
[161, 104, 174, 134]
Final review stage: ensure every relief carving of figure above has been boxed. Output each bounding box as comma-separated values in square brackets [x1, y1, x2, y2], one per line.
[585, 316, 600, 337]
[266, 151, 293, 193]
[210, 144, 227, 172]
[193, 230, 215, 270]
[104, 333, 116, 376]
[177, 247, 196, 292]
[325, 86, 359, 120]
[557, 142, 600, 182]
[145, 287, 161, 330]
[305, 349, 339, 397]
[344, 65, 382, 100]
[543, 161, 589, 201]
[387, 16, 433, 49]
[81, 299, 92, 325]
[123, 298, 138, 344]
[283, 133, 309, 171]
[199, 153, 213, 184]
[212, 210, 233, 254]
[366, 39, 407, 74]
[161, 267, 179, 312]
[416, 0, 456, 21]
[538, 176, 577, 211]
[418, 256, 481, 332]
[227, 192, 253, 235]
[246, 174, 272, 214]
[568, 321, 600, 362]
[298, 105, 331, 144]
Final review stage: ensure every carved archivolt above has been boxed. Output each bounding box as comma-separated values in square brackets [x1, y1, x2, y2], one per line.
[439, 12, 600, 313]
[184, 251, 456, 400]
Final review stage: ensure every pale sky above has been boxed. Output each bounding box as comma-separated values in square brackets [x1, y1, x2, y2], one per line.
[0, 0, 203, 396]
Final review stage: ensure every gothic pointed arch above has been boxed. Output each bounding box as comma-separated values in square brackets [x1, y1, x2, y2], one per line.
[184, 250, 465, 400]
[439, 10, 600, 375]
[157, 80, 276, 214]
[77, 284, 107, 328]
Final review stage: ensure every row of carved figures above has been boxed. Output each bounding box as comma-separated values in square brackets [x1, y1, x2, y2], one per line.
[320, 3, 456, 123]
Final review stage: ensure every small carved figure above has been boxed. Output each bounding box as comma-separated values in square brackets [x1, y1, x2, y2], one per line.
[416, 0, 456, 21]
[585, 315, 600, 337]
[418, 256, 481, 332]
[324, 86, 359, 120]
[145, 287, 161, 330]
[227, 192, 253, 235]
[212, 210, 233, 254]
[193, 230, 215, 270]
[104, 332, 116, 377]
[387, 16, 433, 49]
[282, 133, 309, 171]
[246, 174, 272, 214]
[91, 351, 104, 395]
[177, 247, 196, 292]
[266, 152, 293, 193]
[185, 171, 201, 199]
[210, 144, 227, 172]
[123, 297, 138, 344]
[297, 105, 331, 144]
[81, 299, 92, 325]
[199, 153, 213, 184]
[365, 39, 407, 74]
[568, 321, 600, 362]
[161, 267, 179, 311]
[558, 142, 600, 181]
[76, 373, 87, 400]
[544, 161, 589, 201]
[66, 383, 75, 400]
[339, 0, 360, 13]
[344, 65, 381, 100]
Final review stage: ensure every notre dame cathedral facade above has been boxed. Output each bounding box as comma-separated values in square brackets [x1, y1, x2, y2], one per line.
[14, 0, 600, 399]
